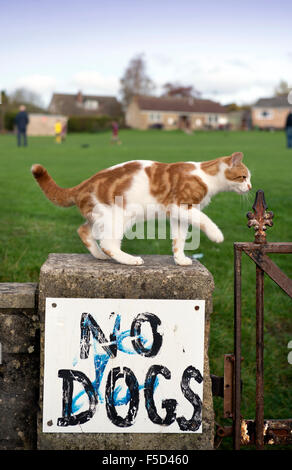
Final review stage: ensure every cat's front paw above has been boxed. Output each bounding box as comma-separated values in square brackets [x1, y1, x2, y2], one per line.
[174, 255, 192, 266]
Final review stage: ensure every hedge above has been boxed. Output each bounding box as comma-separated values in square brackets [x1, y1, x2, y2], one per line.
[67, 115, 119, 133]
[4, 111, 18, 131]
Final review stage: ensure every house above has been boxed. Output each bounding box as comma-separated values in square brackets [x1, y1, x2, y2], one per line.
[48, 91, 122, 118]
[126, 95, 228, 130]
[252, 95, 291, 129]
[26, 114, 67, 136]
[226, 109, 252, 130]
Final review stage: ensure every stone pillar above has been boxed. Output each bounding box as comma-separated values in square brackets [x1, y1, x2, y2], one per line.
[0, 283, 39, 449]
[38, 254, 215, 450]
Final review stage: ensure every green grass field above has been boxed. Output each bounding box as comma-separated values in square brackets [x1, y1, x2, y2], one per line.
[1, 129, 291, 449]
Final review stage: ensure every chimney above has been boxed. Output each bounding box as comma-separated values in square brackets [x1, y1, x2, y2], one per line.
[76, 91, 83, 104]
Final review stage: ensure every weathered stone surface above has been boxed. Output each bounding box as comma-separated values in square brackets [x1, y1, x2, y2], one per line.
[0, 283, 37, 309]
[38, 254, 215, 450]
[0, 282, 39, 450]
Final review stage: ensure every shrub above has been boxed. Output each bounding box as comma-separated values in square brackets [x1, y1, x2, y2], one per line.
[67, 115, 118, 133]
[4, 111, 18, 131]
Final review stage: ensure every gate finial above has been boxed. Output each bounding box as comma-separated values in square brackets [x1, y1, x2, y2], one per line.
[246, 190, 274, 243]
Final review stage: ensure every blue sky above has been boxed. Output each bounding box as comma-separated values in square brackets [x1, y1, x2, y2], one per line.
[1, 0, 292, 106]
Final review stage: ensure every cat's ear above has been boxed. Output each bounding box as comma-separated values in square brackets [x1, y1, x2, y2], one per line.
[231, 152, 243, 166]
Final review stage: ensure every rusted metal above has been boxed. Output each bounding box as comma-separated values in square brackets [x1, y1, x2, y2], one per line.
[214, 423, 233, 449]
[223, 354, 234, 419]
[233, 245, 242, 450]
[243, 248, 292, 298]
[234, 242, 292, 253]
[210, 374, 224, 398]
[240, 419, 292, 446]
[246, 189, 274, 243]
[228, 189, 292, 450]
[255, 265, 265, 449]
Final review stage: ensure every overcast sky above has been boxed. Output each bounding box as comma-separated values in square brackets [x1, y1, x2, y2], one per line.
[1, 0, 292, 106]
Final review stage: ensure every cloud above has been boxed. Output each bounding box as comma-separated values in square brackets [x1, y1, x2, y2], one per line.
[151, 53, 292, 105]
[71, 71, 119, 95]
[12, 74, 57, 95]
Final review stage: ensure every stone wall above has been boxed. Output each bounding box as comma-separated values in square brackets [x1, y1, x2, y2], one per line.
[0, 283, 39, 449]
[27, 114, 67, 136]
[38, 254, 215, 450]
[0, 254, 215, 450]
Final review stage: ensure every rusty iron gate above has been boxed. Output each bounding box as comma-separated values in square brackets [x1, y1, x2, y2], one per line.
[212, 189, 292, 450]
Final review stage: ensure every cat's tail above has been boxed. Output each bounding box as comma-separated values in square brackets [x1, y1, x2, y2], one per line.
[31, 164, 76, 207]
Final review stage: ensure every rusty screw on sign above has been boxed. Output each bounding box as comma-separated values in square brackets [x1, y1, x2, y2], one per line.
[246, 189, 274, 244]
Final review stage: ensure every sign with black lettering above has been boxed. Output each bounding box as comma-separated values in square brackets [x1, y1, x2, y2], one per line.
[43, 298, 205, 433]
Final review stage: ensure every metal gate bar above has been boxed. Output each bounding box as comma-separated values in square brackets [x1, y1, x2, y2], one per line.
[233, 189, 292, 450]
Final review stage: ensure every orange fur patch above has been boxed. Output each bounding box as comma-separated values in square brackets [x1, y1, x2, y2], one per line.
[100, 247, 114, 258]
[74, 161, 141, 216]
[77, 223, 91, 249]
[200, 158, 220, 175]
[31, 164, 75, 207]
[224, 160, 249, 181]
[145, 162, 207, 206]
[172, 238, 179, 253]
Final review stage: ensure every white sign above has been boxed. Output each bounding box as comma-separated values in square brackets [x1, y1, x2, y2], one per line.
[43, 298, 205, 433]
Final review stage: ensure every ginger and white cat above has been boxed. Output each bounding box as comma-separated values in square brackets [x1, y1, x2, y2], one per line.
[31, 152, 251, 266]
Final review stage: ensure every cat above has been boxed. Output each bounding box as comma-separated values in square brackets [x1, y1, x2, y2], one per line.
[31, 152, 251, 266]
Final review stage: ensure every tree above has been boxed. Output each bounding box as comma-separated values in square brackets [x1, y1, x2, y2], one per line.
[9, 87, 44, 109]
[0, 90, 9, 131]
[161, 82, 201, 99]
[274, 80, 291, 96]
[119, 54, 155, 108]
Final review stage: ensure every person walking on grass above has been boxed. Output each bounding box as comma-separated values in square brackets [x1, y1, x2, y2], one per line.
[14, 105, 29, 147]
[111, 121, 121, 145]
[286, 110, 292, 148]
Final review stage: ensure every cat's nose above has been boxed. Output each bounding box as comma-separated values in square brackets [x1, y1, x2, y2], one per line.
[247, 184, 252, 190]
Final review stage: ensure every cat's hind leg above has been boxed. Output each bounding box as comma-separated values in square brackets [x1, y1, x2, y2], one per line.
[77, 222, 109, 260]
[99, 238, 144, 265]
[92, 204, 144, 265]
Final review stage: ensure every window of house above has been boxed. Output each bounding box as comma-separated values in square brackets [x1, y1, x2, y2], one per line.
[207, 115, 218, 124]
[257, 109, 273, 120]
[84, 100, 99, 110]
[149, 112, 162, 123]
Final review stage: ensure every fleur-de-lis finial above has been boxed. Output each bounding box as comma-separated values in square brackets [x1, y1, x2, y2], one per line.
[246, 190, 274, 243]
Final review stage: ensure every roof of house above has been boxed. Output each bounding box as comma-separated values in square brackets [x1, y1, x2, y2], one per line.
[253, 95, 290, 108]
[133, 95, 226, 114]
[48, 92, 122, 116]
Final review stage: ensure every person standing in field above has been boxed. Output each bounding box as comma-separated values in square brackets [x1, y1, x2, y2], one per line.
[55, 120, 62, 144]
[285, 110, 292, 148]
[14, 105, 29, 147]
[61, 122, 67, 142]
[111, 121, 121, 144]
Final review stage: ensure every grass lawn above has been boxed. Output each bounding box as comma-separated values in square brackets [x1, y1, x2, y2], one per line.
[1, 129, 291, 449]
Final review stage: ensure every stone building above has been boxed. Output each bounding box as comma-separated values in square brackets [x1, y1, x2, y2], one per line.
[27, 114, 67, 136]
[126, 95, 228, 130]
[48, 91, 122, 118]
[252, 95, 291, 129]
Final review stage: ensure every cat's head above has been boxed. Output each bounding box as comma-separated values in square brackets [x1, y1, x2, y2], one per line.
[223, 152, 252, 194]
